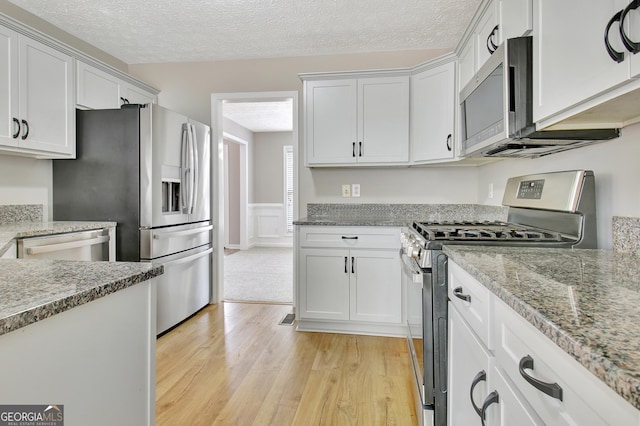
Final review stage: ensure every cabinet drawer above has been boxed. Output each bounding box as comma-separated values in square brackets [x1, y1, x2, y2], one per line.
[494, 297, 638, 426]
[448, 262, 493, 350]
[298, 226, 400, 249]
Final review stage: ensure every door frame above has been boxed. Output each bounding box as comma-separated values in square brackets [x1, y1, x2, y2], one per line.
[222, 133, 248, 250]
[210, 91, 299, 303]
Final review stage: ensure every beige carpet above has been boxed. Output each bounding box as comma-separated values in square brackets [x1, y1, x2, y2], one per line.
[224, 247, 293, 303]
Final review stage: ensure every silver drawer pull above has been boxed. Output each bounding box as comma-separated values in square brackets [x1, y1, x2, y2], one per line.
[25, 235, 109, 255]
[519, 355, 563, 401]
[341, 236, 358, 240]
[453, 286, 471, 302]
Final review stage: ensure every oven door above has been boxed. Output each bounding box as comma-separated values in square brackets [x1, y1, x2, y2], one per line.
[401, 249, 435, 426]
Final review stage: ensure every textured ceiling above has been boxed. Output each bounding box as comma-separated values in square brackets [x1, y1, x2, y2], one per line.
[7, 0, 481, 64]
[223, 100, 293, 132]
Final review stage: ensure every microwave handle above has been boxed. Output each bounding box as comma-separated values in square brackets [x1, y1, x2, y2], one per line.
[605, 10, 625, 63]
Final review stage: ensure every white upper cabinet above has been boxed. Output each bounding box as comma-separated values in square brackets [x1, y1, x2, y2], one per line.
[411, 59, 456, 163]
[0, 26, 74, 158]
[533, 0, 631, 124]
[305, 79, 358, 165]
[303, 75, 409, 166]
[122, 83, 156, 106]
[357, 77, 410, 164]
[458, 0, 532, 91]
[77, 61, 157, 110]
[0, 25, 18, 149]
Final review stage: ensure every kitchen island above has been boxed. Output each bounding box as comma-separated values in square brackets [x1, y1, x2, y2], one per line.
[0, 223, 163, 426]
[444, 245, 640, 422]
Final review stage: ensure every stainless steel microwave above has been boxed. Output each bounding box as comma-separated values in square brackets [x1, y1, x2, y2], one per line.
[459, 36, 619, 158]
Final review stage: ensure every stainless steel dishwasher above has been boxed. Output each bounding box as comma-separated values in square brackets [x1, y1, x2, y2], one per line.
[17, 228, 114, 261]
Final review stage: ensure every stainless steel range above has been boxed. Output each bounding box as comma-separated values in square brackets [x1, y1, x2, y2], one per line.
[401, 170, 597, 426]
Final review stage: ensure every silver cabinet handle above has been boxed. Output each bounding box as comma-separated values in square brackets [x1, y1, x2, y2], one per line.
[453, 286, 471, 302]
[25, 235, 109, 255]
[470, 370, 486, 417]
[153, 225, 213, 239]
[519, 355, 563, 400]
[480, 391, 499, 426]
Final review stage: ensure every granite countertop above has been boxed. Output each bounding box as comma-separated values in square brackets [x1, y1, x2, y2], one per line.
[0, 221, 116, 256]
[443, 245, 640, 410]
[294, 217, 412, 227]
[0, 220, 161, 337]
[0, 259, 163, 336]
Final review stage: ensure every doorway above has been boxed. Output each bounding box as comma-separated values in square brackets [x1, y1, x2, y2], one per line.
[211, 91, 299, 305]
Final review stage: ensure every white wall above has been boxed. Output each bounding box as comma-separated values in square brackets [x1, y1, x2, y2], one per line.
[127, 49, 470, 216]
[253, 131, 293, 204]
[476, 124, 640, 249]
[0, 155, 52, 220]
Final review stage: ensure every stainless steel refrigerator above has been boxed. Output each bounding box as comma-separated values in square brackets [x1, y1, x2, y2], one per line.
[53, 104, 212, 334]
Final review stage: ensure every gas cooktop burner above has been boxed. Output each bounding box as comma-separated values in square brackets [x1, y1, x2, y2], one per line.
[412, 221, 565, 242]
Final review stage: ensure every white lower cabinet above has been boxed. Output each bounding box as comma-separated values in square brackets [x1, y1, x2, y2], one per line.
[448, 260, 640, 426]
[299, 247, 401, 324]
[448, 304, 493, 425]
[296, 226, 402, 334]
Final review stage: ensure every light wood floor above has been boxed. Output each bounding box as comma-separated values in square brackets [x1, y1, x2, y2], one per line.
[156, 302, 418, 425]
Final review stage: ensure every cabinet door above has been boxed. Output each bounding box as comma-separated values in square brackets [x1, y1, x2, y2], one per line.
[0, 26, 18, 149]
[123, 84, 156, 105]
[448, 304, 492, 426]
[411, 62, 456, 163]
[458, 38, 476, 91]
[77, 61, 121, 109]
[349, 249, 401, 323]
[305, 79, 357, 165]
[18, 36, 74, 156]
[298, 248, 350, 320]
[499, 0, 532, 40]
[357, 76, 409, 164]
[475, 1, 499, 71]
[534, 0, 630, 122]
[486, 367, 543, 426]
[624, 4, 640, 78]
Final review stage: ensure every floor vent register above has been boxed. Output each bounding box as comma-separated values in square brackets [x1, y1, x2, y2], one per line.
[278, 313, 296, 326]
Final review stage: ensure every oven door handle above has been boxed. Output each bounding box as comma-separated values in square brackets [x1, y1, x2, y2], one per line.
[400, 249, 423, 283]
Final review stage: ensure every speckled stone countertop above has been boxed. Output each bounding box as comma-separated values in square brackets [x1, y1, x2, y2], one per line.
[294, 203, 508, 226]
[0, 221, 116, 256]
[0, 259, 163, 336]
[443, 245, 640, 410]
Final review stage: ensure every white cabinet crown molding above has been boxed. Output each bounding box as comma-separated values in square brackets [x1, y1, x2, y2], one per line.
[0, 12, 159, 96]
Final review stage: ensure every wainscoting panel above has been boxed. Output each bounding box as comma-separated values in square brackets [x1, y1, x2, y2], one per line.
[248, 203, 293, 247]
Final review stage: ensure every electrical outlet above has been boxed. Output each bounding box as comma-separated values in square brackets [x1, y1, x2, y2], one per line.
[488, 183, 494, 199]
[342, 184, 351, 197]
[352, 184, 360, 197]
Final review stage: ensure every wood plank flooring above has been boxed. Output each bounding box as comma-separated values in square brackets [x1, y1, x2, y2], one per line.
[156, 302, 418, 425]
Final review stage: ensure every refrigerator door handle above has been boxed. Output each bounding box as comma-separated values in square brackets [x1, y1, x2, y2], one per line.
[188, 123, 198, 215]
[153, 225, 213, 239]
[161, 247, 213, 267]
[180, 123, 191, 214]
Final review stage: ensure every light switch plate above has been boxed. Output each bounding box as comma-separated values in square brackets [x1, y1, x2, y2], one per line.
[352, 184, 360, 197]
[342, 184, 351, 197]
